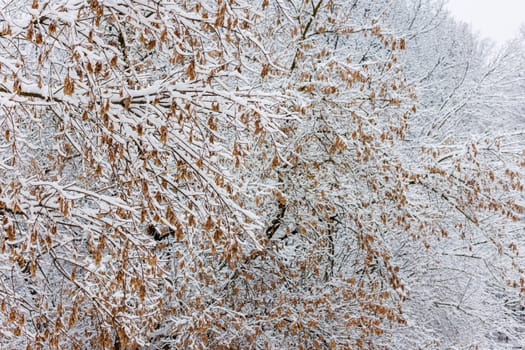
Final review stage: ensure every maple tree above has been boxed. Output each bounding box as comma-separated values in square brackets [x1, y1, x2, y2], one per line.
[0, 0, 523, 349]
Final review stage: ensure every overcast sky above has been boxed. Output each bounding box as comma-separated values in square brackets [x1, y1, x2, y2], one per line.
[446, 0, 525, 45]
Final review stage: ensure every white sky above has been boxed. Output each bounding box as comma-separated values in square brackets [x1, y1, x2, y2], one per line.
[446, 0, 525, 44]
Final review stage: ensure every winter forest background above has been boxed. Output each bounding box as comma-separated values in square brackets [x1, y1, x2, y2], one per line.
[0, 0, 524, 349]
